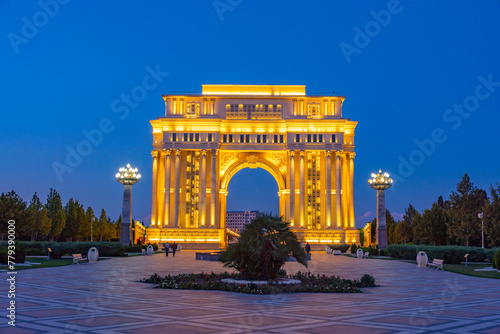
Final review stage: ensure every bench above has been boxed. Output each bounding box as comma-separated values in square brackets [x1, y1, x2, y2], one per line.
[333, 250, 342, 255]
[72, 254, 87, 264]
[427, 258, 444, 270]
[362, 252, 370, 259]
[141, 249, 147, 255]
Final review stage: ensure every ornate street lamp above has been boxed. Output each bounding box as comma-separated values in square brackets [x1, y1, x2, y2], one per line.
[368, 170, 393, 249]
[116, 164, 141, 245]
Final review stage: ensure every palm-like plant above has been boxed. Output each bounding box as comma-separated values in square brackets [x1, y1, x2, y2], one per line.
[219, 214, 308, 280]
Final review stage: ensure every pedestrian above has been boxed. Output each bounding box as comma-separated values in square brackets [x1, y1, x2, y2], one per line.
[305, 242, 311, 254]
[171, 242, 177, 257]
[164, 242, 170, 257]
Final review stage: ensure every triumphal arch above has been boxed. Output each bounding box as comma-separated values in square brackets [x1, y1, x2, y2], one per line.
[147, 85, 358, 249]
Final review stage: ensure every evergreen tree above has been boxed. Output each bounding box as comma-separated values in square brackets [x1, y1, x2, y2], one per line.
[447, 174, 486, 246]
[395, 203, 416, 244]
[62, 198, 83, 241]
[484, 182, 500, 247]
[386, 210, 398, 244]
[46, 188, 66, 241]
[114, 215, 122, 241]
[25, 192, 52, 241]
[96, 209, 107, 241]
[0, 190, 27, 240]
[413, 202, 448, 245]
[80, 207, 94, 241]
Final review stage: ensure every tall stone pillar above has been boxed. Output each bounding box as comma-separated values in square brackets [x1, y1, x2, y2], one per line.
[151, 151, 159, 226]
[334, 99, 342, 117]
[163, 150, 171, 227]
[210, 149, 217, 227]
[299, 151, 305, 228]
[335, 151, 343, 228]
[157, 151, 165, 226]
[121, 184, 132, 245]
[348, 153, 355, 228]
[289, 151, 295, 226]
[325, 151, 332, 228]
[200, 150, 207, 227]
[173, 150, 181, 228]
[342, 154, 349, 229]
[376, 190, 387, 249]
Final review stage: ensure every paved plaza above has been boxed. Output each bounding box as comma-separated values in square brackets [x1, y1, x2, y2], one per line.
[1, 252, 499, 333]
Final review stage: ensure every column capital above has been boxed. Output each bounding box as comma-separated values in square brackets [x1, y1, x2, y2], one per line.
[347, 152, 356, 160]
[210, 149, 217, 155]
[325, 150, 332, 157]
[152, 150, 159, 158]
[290, 150, 295, 157]
[201, 149, 207, 156]
[161, 149, 171, 156]
[335, 150, 344, 158]
[175, 149, 181, 156]
[299, 150, 305, 157]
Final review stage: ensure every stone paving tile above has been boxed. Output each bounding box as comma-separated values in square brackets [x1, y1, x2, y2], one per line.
[0, 251, 499, 333]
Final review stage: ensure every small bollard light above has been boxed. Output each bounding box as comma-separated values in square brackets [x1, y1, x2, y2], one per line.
[464, 254, 469, 267]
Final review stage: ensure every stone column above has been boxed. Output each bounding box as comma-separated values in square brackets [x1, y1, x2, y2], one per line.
[157, 151, 165, 226]
[376, 190, 388, 249]
[289, 151, 295, 226]
[200, 150, 207, 227]
[210, 149, 217, 227]
[334, 99, 342, 117]
[348, 153, 355, 228]
[163, 150, 171, 227]
[342, 153, 349, 229]
[299, 151, 305, 228]
[325, 151, 332, 228]
[120, 184, 132, 245]
[151, 151, 159, 226]
[335, 151, 343, 228]
[173, 150, 181, 228]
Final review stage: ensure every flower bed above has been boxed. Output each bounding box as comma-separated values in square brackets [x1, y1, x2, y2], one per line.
[141, 271, 376, 294]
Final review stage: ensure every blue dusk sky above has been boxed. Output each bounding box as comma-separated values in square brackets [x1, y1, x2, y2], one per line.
[1, 1, 500, 227]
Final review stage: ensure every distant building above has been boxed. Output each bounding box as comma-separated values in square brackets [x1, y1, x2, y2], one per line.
[226, 211, 261, 233]
[133, 221, 146, 244]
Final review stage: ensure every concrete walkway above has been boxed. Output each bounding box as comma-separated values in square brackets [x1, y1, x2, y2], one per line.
[1, 252, 499, 333]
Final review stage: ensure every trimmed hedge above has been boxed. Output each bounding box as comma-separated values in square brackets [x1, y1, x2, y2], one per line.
[387, 244, 499, 264]
[12, 242, 126, 258]
[327, 244, 350, 253]
[0, 242, 26, 264]
[493, 250, 500, 269]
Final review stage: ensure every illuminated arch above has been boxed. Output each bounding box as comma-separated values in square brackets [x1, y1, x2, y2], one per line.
[221, 157, 285, 191]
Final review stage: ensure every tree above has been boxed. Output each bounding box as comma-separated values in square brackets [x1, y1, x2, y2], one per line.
[46, 188, 66, 241]
[484, 183, 500, 247]
[113, 215, 122, 241]
[62, 198, 84, 241]
[218, 214, 307, 280]
[395, 204, 416, 244]
[447, 174, 486, 246]
[0, 191, 27, 241]
[25, 193, 51, 241]
[80, 207, 94, 241]
[96, 209, 108, 241]
[386, 210, 398, 244]
[416, 202, 448, 245]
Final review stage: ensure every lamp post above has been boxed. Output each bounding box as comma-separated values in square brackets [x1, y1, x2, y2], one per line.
[368, 170, 393, 250]
[478, 212, 484, 248]
[116, 164, 141, 246]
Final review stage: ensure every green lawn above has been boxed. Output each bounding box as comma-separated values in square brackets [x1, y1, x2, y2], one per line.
[443, 264, 500, 279]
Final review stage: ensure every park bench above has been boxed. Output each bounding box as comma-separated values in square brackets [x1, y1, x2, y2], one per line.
[427, 258, 444, 270]
[141, 249, 147, 255]
[72, 254, 87, 265]
[362, 252, 370, 259]
[333, 250, 342, 255]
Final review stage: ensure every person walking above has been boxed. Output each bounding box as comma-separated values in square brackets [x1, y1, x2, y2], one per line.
[305, 242, 311, 254]
[171, 242, 177, 257]
[164, 242, 170, 257]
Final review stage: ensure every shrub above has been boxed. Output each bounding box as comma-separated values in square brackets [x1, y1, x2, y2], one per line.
[219, 214, 307, 280]
[328, 244, 350, 253]
[493, 250, 500, 269]
[387, 244, 499, 264]
[350, 244, 358, 253]
[0, 242, 26, 264]
[360, 274, 376, 287]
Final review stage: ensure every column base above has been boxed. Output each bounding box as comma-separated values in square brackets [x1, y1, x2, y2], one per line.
[376, 227, 388, 250]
